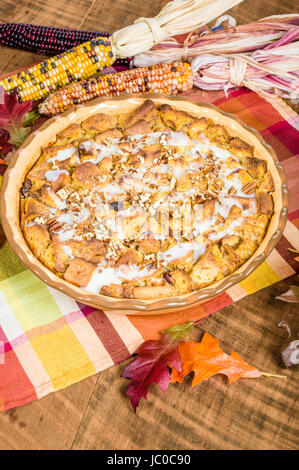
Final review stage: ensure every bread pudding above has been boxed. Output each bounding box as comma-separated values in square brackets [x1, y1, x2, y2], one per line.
[20, 99, 275, 299]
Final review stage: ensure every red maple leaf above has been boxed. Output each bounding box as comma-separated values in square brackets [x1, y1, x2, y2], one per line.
[122, 321, 194, 412]
[0, 87, 32, 131]
[0, 128, 14, 158]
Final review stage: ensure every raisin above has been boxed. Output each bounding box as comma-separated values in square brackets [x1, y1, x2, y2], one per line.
[163, 271, 173, 284]
[20, 178, 32, 197]
[110, 201, 124, 211]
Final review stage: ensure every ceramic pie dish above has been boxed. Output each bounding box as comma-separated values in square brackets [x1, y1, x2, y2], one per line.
[0, 94, 289, 314]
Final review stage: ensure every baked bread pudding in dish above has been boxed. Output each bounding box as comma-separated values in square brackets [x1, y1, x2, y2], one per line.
[20, 99, 275, 299]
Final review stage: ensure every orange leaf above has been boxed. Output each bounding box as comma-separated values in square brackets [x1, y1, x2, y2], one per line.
[170, 332, 261, 386]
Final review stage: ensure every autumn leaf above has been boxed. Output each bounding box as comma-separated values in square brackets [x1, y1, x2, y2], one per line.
[161, 321, 195, 341]
[276, 285, 299, 303]
[0, 87, 35, 148]
[22, 109, 40, 127]
[287, 248, 299, 255]
[122, 321, 194, 411]
[9, 126, 31, 147]
[0, 129, 14, 158]
[170, 332, 262, 386]
[0, 87, 32, 130]
[287, 248, 299, 264]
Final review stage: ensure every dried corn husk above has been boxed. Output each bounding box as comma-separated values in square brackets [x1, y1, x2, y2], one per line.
[191, 37, 299, 101]
[133, 14, 299, 105]
[111, 0, 244, 58]
[133, 14, 299, 66]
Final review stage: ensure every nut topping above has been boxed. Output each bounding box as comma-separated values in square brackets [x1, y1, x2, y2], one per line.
[47, 218, 63, 232]
[228, 186, 237, 195]
[242, 181, 256, 194]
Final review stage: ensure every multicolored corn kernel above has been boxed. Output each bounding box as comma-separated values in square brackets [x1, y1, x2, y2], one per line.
[0, 37, 116, 102]
[39, 62, 194, 116]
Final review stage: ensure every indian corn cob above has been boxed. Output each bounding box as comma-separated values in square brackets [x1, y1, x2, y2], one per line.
[0, 22, 131, 67]
[0, 23, 109, 54]
[39, 62, 193, 116]
[0, 36, 116, 102]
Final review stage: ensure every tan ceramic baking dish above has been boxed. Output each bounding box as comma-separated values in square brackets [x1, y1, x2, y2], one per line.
[0, 94, 289, 314]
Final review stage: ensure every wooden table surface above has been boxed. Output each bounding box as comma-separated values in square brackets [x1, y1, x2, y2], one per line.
[0, 0, 298, 451]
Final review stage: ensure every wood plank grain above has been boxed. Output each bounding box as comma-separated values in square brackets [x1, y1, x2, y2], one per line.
[0, 0, 298, 451]
[0, 376, 97, 450]
[81, 0, 297, 33]
[81, 0, 164, 34]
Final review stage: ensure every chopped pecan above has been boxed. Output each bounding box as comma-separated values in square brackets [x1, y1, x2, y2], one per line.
[228, 186, 237, 195]
[194, 194, 205, 204]
[242, 181, 256, 194]
[47, 217, 63, 232]
[216, 214, 225, 224]
[203, 161, 214, 175]
[57, 185, 73, 200]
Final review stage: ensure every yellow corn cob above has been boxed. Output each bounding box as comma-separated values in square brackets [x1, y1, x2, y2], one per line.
[0, 37, 115, 102]
[39, 62, 193, 116]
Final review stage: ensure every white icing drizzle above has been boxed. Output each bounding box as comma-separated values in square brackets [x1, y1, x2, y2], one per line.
[84, 263, 156, 293]
[166, 131, 191, 147]
[161, 241, 206, 264]
[45, 169, 69, 182]
[48, 147, 76, 163]
[97, 183, 125, 194]
[58, 229, 75, 242]
[62, 245, 74, 258]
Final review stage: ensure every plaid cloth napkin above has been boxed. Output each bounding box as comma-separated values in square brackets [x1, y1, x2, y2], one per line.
[0, 87, 298, 412]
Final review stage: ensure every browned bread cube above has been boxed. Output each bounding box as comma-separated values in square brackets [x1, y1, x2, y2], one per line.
[229, 137, 253, 159]
[72, 162, 109, 189]
[123, 100, 157, 127]
[64, 258, 96, 287]
[69, 239, 107, 264]
[259, 170, 275, 193]
[115, 248, 143, 267]
[100, 284, 126, 298]
[256, 192, 274, 216]
[81, 113, 117, 135]
[56, 124, 81, 143]
[124, 120, 152, 136]
[21, 197, 50, 225]
[167, 270, 193, 294]
[159, 104, 195, 130]
[186, 118, 209, 139]
[243, 156, 267, 179]
[23, 224, 55, 271]
[123, 285, 176, 299]
[94, 128, 122, 144]
[206, 124, 229, 146]
[50, 171, 71, 192]
[51, 234, 70, 273]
